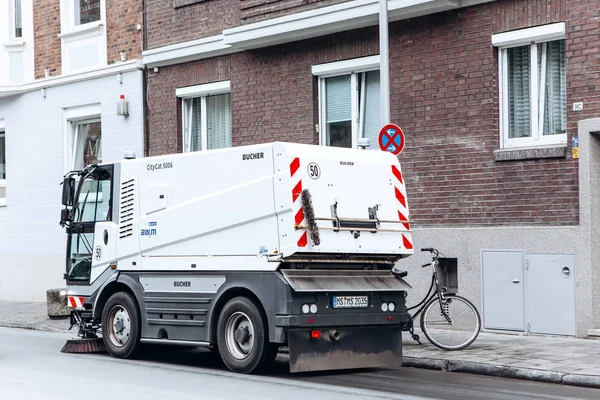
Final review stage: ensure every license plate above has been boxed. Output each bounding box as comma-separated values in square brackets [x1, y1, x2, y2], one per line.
[332, 296, 369, 308]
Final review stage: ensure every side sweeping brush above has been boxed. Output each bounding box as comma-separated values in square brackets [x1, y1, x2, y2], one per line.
[61, 337, 107, 354]
[300, 189, 320, 246]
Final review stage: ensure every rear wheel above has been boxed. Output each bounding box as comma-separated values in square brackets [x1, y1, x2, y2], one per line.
[101, 291, 141, 358]
[217, 296, 270, 374]
[420, 294, 481, 350]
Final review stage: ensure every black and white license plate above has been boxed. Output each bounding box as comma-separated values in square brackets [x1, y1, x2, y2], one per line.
[332, 296, 369, 308]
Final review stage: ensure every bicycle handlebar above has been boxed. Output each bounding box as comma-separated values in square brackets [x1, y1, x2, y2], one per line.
[421, 248, 434, 252]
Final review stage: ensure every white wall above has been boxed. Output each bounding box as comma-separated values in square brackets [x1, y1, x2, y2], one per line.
[0, 69, 144, 301]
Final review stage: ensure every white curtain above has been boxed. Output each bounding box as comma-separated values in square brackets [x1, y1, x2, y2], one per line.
[190, 97, 202, 151]
[362, 70, 381, 150]
[73, 123, 88, 170]
[207, 93, 232, 150]
[325, 75, 352, 147]
[507, 45, 531, 138]
[541, 40, 567, 135]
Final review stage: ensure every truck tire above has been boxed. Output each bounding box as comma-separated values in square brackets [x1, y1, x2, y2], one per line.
[216, 296, 270, 374]
[101, 292, 141, 359]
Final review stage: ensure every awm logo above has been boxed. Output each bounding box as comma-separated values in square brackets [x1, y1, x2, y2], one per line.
[141, 228, 157, 237]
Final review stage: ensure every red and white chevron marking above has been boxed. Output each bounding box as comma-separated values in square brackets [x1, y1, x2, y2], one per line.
[290, 157, 308, 248]
[68, 296, 85, 309]
[391, 165, 413, 250]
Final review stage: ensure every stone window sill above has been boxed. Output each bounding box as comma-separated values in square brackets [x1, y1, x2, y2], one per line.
[493, 145, 567, 161]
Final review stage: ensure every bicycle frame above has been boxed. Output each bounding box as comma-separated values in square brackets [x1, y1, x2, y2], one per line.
[405, 253, 453, 341]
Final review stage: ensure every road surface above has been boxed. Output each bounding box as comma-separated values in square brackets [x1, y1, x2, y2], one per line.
[0, 328, 598, 400]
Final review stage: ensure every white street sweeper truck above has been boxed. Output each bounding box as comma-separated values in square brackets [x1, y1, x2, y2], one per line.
[58, 141, 414, 374]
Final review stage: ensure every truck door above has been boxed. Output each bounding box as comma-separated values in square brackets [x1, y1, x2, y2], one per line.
[65, 166, 115, 285]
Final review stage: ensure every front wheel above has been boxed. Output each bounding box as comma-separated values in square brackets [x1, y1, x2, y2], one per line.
[101, 292, 141, 358]
[420, 294, 481, 351]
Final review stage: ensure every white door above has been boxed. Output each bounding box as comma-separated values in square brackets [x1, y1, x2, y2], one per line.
[481, 250, 526, 331]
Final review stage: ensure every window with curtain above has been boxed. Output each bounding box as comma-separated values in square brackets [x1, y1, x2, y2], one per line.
[321, 69, 380, 149]
[183, 93, 232, 152]
[14, 0, 22, 38]
[73, 120, 102, 170]
[75, 0, 101, 26]
[502, 39, 566, 147]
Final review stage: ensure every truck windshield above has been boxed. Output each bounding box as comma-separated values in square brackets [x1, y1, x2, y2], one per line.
[66, 168, 113, 282]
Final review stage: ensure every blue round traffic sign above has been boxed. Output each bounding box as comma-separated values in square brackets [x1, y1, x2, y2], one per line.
[378, 124, 405, 155]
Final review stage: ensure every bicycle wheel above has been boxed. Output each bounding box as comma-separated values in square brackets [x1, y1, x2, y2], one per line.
[419, 294, 481, 350]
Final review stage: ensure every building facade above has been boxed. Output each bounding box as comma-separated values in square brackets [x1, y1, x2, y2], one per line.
[142, 0, 600, 338]
[0, 0, 145, 301]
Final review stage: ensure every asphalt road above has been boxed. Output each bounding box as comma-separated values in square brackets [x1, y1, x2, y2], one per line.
[1, 328, 599, 400]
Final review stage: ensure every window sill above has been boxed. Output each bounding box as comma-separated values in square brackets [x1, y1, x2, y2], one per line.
[493, 145, 567, 162]
[3, 41, 25, 52]
[0, 199, 6, 207]
[173, 0, 206, 8]
[58, 22, 104, 39]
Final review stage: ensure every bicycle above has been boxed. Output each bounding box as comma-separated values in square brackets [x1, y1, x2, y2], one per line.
[403, 247, 481, 350]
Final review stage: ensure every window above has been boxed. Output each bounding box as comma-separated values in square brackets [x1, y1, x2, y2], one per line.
[74, 0, 101, 26]
[176, 81, 232, 152]
[493, 23, 567, 149]
[72, 119, 102, 170]
[0, 122, 5, 206]
[312, 56, 381, 149]
[64, 104, 102, 173]
[12, 0, 22, 38]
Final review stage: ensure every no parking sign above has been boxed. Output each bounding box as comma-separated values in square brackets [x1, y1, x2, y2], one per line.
[378, 124, 405, 155]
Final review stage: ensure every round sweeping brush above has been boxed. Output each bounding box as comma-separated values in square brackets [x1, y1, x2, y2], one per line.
[300, 189, 320, 246]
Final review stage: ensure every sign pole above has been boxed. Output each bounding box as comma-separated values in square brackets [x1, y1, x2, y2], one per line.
[379, 0, 390, 126]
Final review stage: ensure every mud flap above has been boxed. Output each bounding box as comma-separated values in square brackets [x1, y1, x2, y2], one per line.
[287, 325, 402, 373]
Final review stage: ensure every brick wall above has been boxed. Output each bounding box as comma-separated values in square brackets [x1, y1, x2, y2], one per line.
[147, 0, 593, 227]
[145, 0, 346, 50]
[145, 0, 240, 50]
[34, 0, 61, 79]
[106, 0, 144, 64]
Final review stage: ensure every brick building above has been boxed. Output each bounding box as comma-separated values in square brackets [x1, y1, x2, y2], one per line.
[0, 0, 145, 301]
[142, 0, 600, 338]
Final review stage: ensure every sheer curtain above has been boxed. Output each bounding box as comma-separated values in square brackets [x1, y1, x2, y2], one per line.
[325, 75, 352, 147]
[73, 123, 89, 170]
[541, 40, 567, 135]
[508, 45, 531, 138]
[191, 97, 202, 151]
[207, 93, 232, 150]
[362, 70, 381, 150]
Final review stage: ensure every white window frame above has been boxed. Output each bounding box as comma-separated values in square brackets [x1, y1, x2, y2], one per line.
[493, 22, 567, 149]
[0, 119, 6, 207]
[175, 81, 231, 152]
[60, 0, 106, 35]
[63, 104, 101, 173]
[312, 56, 380, 149]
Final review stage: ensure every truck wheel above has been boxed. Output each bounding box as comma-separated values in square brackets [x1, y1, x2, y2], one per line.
[217, 296, 269, 374]
[101, 292, 140, 359]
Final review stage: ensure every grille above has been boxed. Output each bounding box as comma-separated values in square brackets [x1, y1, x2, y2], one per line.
[119, 179, 135, 239]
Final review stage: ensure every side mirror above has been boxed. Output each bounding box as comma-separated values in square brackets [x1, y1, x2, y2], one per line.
[62, 177, 75, 206]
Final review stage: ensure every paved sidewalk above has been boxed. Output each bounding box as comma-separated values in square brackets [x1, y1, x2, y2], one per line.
[402, 329, 600, 389]
[1, 300, 600, 389]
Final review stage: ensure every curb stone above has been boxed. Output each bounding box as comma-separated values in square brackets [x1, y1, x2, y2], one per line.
[0, 321, 68, 333]
[403, 356, 600, 389]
